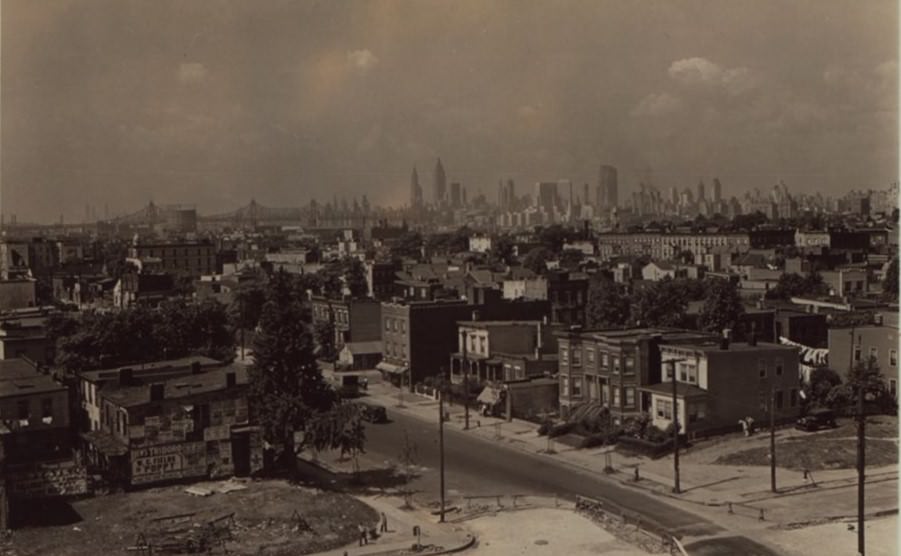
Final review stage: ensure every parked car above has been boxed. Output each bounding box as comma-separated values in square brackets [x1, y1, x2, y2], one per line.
[359, 403, 388, 424]
[795, 408, 837, 432]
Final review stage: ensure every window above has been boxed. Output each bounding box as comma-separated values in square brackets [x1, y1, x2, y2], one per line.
[624, 387, 635, 407]
[891, 350, 897, 367]
[869, 347, 878, 360]
[572, 377, 582, 397]
[400, 321, 406, 333]
[890, 380, 897, 399]
[572, 349, 582, 367]
[775, 390, 784, 410]
[612, 356, 621, 374]
[561, 376, 570, 397]
[657, 399, 672, 419]
[613, 387, 621, 406]
[624, 356, 635, 375]
[384, 319, 391, 331]
[17, 400, 29, 421]
[775, 358, 784, 377]
[41, 398, 53, 418]
[586, 348, 595, 363]
[561, 348, 569, 364]
[758, 359, 767, 378]
[790, 389, 798, 407]
[479, 337, 487, 355]
[601, 353, 609, 368]
[758, 389, 768, 411]
[854, 345, 861, 362]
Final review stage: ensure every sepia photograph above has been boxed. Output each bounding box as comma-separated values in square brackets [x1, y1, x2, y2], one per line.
[0, 1, 898, 555]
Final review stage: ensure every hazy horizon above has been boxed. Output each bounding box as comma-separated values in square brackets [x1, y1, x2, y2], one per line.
[2, 0, 898, 223]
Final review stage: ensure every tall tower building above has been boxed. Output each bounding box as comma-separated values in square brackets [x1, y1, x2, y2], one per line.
[598, 165, 618, 210]
[410, 166, 423, 208]
[535, 182, 558, 214]
[433, 158, 447, 206]
[450, 182, 462, 208]
[712, 178, 722, 204]
[697, 179, 706, 202]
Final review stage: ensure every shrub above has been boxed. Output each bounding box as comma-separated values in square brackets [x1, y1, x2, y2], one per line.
[644, 425, 670, 444]
[537, 420, 553, 436]
[548, 422, 576, 438]
[579, 433, 606, 449]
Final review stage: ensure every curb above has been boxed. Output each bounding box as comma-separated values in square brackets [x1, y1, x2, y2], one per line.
[355, 534, 476, 556]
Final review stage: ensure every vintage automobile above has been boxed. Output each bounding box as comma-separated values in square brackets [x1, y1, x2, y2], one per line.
[795, 408, 837, 432]
[358, 403, 388, 424]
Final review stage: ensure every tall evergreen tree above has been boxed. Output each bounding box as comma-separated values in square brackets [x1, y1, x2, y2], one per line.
[697, 278, 745, 333]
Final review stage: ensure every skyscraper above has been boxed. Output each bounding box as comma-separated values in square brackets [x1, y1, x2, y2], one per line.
[712, 178, 722, 204]
[410, 166, 423, 208]
[598, 165, 618, 210]
[450, 182, 462, 208]
[433, 158, 447, 206]
[535, 182, 558, 214]
[697, 179, 706, 202]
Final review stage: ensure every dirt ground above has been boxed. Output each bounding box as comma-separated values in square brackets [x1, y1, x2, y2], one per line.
[465, 508, 647, 555]
[765, 514, 898, 556]
[712, 416, 899, 471]
[0, 478, 377, 556]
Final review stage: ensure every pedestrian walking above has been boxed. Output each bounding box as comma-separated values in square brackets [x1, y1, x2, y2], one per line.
[379, 511, 388, 533]
[358, 523, 368, 546]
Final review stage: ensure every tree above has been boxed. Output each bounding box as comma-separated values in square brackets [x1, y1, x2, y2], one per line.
[765, 272, 828, 300]
[585, 278, 630, 328]
[315, 318, 337, 360]
[697, 278, 745, 333]
[802, 367, 842, 410]
[397, 428, 419, 508]
[229, 283, 266, 331]
[630, 278, 688, 328]
[306, 402, 366, 474]
[344, 258, 369, 298]
[882, 258, 898, 301]
[488, 235, 516, 266]
[522, 247, 552, 275]
[248, 270, 358, 468]
[537, 224, 573, 252]
[827, 357, 897, 415]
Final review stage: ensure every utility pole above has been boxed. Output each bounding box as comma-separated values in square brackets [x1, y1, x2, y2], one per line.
[669, 359, 684, 494]
[240, 295, 246, 361]
[857, 380, 866, 556]
[770, 384, 777, 493]
[462, 330, 470, 430]
[439, 386, 446, 523]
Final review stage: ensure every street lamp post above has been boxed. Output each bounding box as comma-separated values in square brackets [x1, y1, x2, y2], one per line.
[857, 380, 866, 556]
[770, 384, 777, 493]
[439, 384, 446, 522]
[667, 358, 685, 494]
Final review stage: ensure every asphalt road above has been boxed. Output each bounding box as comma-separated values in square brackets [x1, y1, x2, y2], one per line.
[362, 408, 782, 555]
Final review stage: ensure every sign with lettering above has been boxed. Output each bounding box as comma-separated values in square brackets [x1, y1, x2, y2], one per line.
[131, 441, 206, 485]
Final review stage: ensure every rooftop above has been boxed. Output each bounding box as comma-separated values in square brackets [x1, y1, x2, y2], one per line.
[661, 341, 799, 353]
[640, 381, 708, 398]
[101, 366, 248, 408]
[0, 359, 65, 398]
[78, 355, 221, 383]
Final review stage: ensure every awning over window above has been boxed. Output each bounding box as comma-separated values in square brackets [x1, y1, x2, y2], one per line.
[376, 362, 407, 375]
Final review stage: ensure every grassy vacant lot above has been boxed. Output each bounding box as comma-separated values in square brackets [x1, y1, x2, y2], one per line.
[1, 479, 377, 556]
[714, 416, 899, 471]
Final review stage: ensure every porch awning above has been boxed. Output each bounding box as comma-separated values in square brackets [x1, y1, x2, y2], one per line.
[376, 362, 407, 375]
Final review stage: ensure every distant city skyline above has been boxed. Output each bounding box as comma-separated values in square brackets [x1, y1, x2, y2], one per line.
[2, 1, 897, 223]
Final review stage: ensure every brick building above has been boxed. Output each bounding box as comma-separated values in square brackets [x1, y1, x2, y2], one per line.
[310, 296, 382, 353]
[128, 241, 216, 277]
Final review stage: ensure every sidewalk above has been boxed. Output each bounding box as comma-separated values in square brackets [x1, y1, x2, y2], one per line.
[313, 494, 474, 556]
[362, 380, 898, 528]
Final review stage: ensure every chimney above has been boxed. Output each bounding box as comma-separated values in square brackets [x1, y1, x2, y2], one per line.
[226, 372, 237, 388]
[720, 328, 731, 350]
[149, 383, 165, 401]
[119, 368, 134, 387]
[191, 361, 202, 375]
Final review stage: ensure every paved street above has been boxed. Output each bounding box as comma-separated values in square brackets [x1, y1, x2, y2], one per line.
[362, 402, 782, 555]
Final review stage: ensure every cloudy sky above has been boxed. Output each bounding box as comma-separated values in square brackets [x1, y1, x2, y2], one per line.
[2, 0, 897, 222]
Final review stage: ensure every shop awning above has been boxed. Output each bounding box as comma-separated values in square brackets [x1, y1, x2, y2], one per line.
[376, 362, 407, 375]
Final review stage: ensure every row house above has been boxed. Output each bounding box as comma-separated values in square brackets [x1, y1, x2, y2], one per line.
[642, 338, 801, 438]
[596, 232, 751, 262]
[0, 359, 71, 464]
[310, 296, 382, 353]
[378, 298, 550, 389]
[555, 328, 716, 421]
[128, 240, 217, 277]
[450, 320, 558, 385]
[828, 312, 898, 397]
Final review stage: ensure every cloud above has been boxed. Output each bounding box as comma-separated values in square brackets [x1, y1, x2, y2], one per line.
[668, 57, 758, 95]
[347, 49, 378, 71]
[631, 92, 682, 117]
[178, 62, 208, 83]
